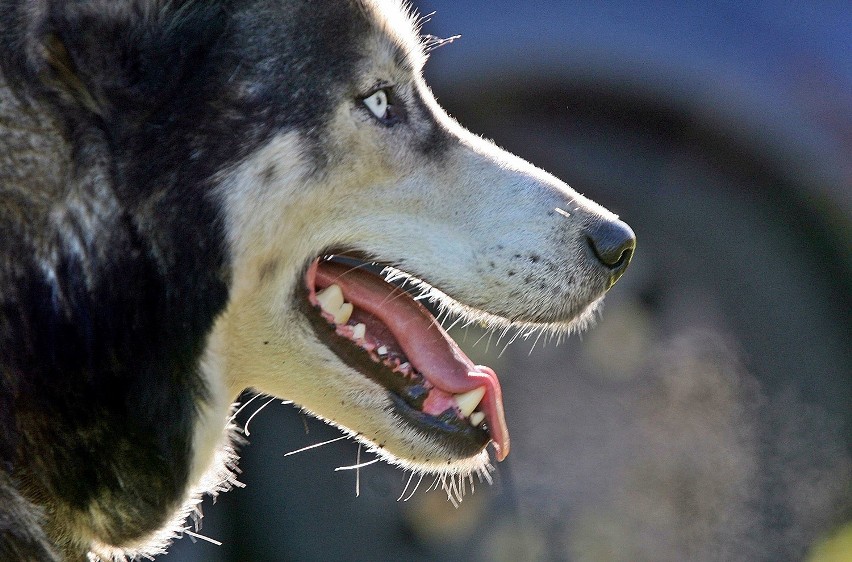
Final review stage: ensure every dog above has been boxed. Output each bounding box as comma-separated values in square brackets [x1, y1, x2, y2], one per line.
[0, 0, 635, 559]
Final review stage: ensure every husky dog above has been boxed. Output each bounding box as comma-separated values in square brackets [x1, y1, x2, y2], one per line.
[0, 0, 634, 559]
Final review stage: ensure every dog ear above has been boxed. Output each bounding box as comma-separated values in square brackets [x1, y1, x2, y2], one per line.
[40, 1, 225, 121]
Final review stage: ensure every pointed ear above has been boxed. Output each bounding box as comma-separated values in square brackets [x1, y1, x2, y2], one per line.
[40, 1, 225, 120]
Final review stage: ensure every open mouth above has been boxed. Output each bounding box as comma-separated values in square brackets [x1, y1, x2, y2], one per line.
[300, 255, 510, 462]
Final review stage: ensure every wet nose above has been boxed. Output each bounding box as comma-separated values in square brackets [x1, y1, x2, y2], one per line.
[585, 218, 636, 286]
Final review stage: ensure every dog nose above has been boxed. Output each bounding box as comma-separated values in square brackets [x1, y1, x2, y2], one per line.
[585, 218, 636, 286]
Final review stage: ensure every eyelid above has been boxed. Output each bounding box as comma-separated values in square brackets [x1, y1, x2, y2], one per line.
[360, 86, 404, 125]
[366, 82, 394, 96]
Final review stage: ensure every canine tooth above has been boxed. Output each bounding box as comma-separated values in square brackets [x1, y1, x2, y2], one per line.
[376, 346, 388, 356]
[333, 302, 353, 324]
[469, 412, 486, 427]
[352, 323, 366, 340]
[454, 386, 486, 418]
[316, 284, 344, 314]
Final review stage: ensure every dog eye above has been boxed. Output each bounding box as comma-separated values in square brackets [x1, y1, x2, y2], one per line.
[363, 90, 388, 119]
[362, 89, 401, 126]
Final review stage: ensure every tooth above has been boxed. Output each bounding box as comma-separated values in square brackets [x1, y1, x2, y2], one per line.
[454, 386, 486, 418]
[316, 284, 344, 314]
[333, 302, 353, 324]
[469, 412, 486, 427]
[376, 345, 388, 356]
[352, 323, 366, 340]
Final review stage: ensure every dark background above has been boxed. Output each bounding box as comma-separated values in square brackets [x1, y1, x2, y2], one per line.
[166, 2, 851, 560]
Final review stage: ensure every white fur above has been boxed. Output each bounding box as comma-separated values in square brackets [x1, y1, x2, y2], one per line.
[64, 0, 632, 557]
[204, 0, 623, 481]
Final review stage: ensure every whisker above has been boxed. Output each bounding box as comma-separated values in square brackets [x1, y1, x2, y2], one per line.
[284, 435, 347, 457]
[228, 392, 261, 423]
[443, 315, 465, 333]
[472, 328, 490, 348]
[435, 307, 451, 327]
[243, 397, 275, 436]
[377, 287, 418, 308]
[426, 475, 441, 493]
[499, 329, 523, 358]
[333, 458, 381, 472]
[447, 492, 459, 508]
[481, 464, 495, 485]
[404, 472, 425, 502]
[397, 471, 416, 502]
[182, 528, 222, 547]
[495, 323, 513, 347]
[529, 326, 546, 355]
[416, 10, 436, 26]
[326, 259, 375, 284]
[446, 475, 460, 507]
[422, 34, 461, 53]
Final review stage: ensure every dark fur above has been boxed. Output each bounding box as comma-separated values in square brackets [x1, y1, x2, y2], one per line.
[0, 1, 375, 558]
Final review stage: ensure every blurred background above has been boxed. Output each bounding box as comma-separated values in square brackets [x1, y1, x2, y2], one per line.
[167, 2, 851, 560]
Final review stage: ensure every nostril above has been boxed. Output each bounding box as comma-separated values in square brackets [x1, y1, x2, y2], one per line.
[590, 241, 633, 270]
[585, 219, 636, 273]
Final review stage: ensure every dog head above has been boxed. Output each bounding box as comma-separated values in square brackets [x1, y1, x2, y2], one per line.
[29, 0, 634, 480]
[208, 0, 635, 476]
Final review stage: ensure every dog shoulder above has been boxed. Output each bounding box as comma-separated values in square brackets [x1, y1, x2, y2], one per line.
[0, 1, 237, 557]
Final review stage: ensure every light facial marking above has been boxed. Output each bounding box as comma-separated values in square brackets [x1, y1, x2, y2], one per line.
[209, 0, 632, 502]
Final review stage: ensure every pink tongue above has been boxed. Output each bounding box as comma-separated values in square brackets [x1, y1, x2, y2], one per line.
[308, 259, 510, 461]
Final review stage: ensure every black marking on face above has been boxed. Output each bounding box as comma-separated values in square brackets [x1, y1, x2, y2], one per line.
[212, 1, 374, 173]
[408, 87, 453, 158]
[0, 0, 515, 552]
[0, 0, 387, 543]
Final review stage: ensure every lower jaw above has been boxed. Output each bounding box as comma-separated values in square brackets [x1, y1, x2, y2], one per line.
[295, 280, 490, 460]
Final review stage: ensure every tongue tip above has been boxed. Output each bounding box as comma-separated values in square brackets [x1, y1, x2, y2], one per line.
[477, 370, 510, 462]
[489, 416, 510, 461]
[492, 439, 510, 462]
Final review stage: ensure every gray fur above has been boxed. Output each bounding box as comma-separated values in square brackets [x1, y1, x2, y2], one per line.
[0, 1, 634, 559]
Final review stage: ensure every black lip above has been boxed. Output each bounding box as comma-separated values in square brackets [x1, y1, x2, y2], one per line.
[295, 259, 489, 458]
